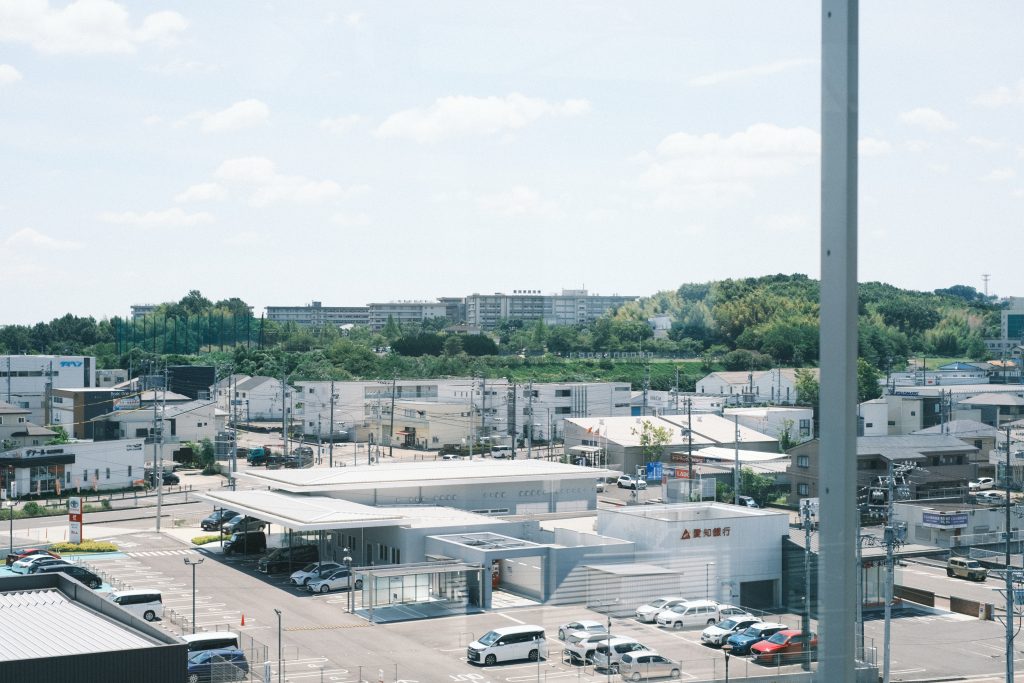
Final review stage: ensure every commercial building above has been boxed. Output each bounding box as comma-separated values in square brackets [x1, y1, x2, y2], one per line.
[266, 301, 370, 327]
[0, 354, 96, 426]
[0, 438, 146, 497]
[463, 289, 637, 330]
[51, 388, 116, 439]
[0, 573, 186, 682]
[724, 406, 814, 445]
[367, 301, 447, 330]
[694, 368, 818, 406]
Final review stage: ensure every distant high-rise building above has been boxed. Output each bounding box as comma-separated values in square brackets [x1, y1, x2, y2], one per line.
[266, 301, 370, 327]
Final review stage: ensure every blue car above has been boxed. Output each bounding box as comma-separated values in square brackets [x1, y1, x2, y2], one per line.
[187, 647, 249, 682]
[726, 622, 788, 655]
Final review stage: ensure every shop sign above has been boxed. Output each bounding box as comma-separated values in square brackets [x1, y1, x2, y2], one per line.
[922, 512, 969, 529]
[681, 526, 731, 540]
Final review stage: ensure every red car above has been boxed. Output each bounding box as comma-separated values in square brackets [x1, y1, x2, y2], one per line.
[5, 548, 60, 566]
[749, 629, 817, 665]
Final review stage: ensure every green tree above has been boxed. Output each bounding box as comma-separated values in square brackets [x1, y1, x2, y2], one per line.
[739, 467, 776, 506]
[443, 335, 463, 357]
[382, 315, 401, 341]
[857, 358, 883, 402]
[794, 368, 819, 413]
[46, 425, 70, 445]
[630, 419, 673, 463]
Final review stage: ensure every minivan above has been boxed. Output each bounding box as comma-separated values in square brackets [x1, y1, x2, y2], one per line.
[222, 531, 267, 555]
[258, 545, 319, 573]
[467, 625, 546, 666]
[182, 632, 241, 653]
[947, 556, 988, 581]
[108, 589, 163, 622]
[490, 446, 514, 459]
[655, 599, 721, 629]
[222, 515, 265, 535]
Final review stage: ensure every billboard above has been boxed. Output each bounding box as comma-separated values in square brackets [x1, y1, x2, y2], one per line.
[68, 496, 82, 544]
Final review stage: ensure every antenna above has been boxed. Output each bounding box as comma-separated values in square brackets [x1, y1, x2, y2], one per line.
[983, 273, 991, 297]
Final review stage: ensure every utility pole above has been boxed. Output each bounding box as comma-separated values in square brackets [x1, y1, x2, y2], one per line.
[329, 380, 335, 468]
[882, 461, 895, 683]
[687, 398, 694, 483]
[480, 376, 487, 447]
[388, 373, 397, 458]
[281, 373, 289, 457]
[642, 366, 649, 416]
[156, 365, 166, 533]
[229, 372, 237, 490]
[526, 381, 534, 460]
[467, 378, 474, 459]
[733, 416, 740, 503]
[801, 499, 815, 672]
[1004, 426, 1014, 683]
[509, 381, 517, 448]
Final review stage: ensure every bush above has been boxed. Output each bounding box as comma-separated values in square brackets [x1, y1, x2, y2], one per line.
[22, 502, 43, 516]
[48, 540, 119, 553]
[191, 534, 223, 546]
[202, 463, 221, 476]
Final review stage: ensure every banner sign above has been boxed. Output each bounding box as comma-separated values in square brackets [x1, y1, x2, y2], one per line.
[68, 496, 82, 544]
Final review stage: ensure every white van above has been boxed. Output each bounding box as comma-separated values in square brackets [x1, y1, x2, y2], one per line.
[490, 446, 514, 459]
[467, 625, 546, 666]
[182, 632, 240, 652]
[655, 599, 720, 629]
[108, 589, 164, 622]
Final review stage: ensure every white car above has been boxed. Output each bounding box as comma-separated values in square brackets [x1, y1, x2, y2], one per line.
[635, 597, 686, 623]
[701, 616, 761, 647]
[655, 599, 721, 629]
[969, 477, 995, 491]
[596, 479, 606, 493]
[617, 475, 647, 490]
[289, 561, 344, 586]
[557, 619, 607, 640]
[562, 631, 614, 664]
[10, 554, 55, 574]
[307, 568, 363, 593]
[975, 491, 1006, 505]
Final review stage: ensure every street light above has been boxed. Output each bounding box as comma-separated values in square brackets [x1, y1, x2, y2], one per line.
[183, 557, 204, 634]
[722, 643, 733, 683]
[343, 548, 353, 613]
[705, 562, 715, 600]
[274, 608, 282, 683]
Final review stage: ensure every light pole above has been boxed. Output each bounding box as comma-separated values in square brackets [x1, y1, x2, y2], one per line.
[274, 608, 282, 683]
[705, 562, 715, 600]
[723, 643, 732, 683]
[343, 548, 353, 613]
[183, 557, 204, 634]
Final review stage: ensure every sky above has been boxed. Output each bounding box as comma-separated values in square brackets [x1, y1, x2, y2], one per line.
[1, 1, 1023, 325]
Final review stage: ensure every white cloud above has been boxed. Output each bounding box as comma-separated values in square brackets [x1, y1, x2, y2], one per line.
[180, 99, 269, 133]
[688, 58, 814, 87]
[0, 63, 22, 85]
[319, 114, 363, 136]
[375, 93, 590, 143]
[0, 0, 186, 55]
[214, 156, 344, 207]
[899, 107, 956, 131]
[4, 227, 82, 250]
[974, 80, 1024, 108]
[174, 182, 226, 203]
[904, 139, 931, 153]
[858, 137, 892, 157]
[331, 212, 371, 227]
[100, 207, 214, 227]
[477, 185, 557, 216]
[143, 114, 162, 125]
[639, 123, 818, 209]
[982, 167, 1016, 183]
[967, 136, 1003, 150]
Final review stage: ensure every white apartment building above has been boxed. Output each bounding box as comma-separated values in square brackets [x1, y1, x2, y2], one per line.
[367, 301, 447, 330]
[463, 289, 637, 330]
[0, 355, 96, 427]
[723, 406, 814, 445]
[695, 368, 818, 406]
[266, 301, 369, 327]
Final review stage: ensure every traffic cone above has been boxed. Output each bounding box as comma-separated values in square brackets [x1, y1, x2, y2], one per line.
[240, 613, 245, 626]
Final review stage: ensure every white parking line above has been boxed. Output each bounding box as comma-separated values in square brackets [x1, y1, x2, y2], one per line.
[496, 613, 525, 625]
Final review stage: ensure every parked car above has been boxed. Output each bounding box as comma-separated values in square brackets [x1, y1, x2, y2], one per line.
[246, 448, 269, 466]
[635, 597, 687, 623]
[562, 631, 613, 664]
[222, 531, 267, 555]
[947, 556, 988, 581]
[617, 475, 647, 490]
[258, 545, 319, 573]
[307, 568, 363, 593]
[222, 515, 265, 535]
[290, 561, 344, 586]
[5, 547, 59, 566]
[557, 619, 607, 640]
[590, 637, 648, 672]
[736, 495, 759, 508]
[717, 604, 754, 620]
[182, 632, 240, 653]
[150, 471, 179, 486]
[655, 600, 721, 629]
[969, 477, 995, 491]
[186, 647, 249, 682]
[975, 491, 1006, 505]
[201, 508, 239, 531]
[26, 557, 74, 574]
[34, 563, 103, 588]
[750, 630, 818, 665]
[725, 622, 789, 655]
[467, 625, 546, 666]
[617, 650, 682, 680]
[107, 589, 163, 622]
[11, 554, 59, 574]
[701, 616, 761, 647]
[596, 478, 606, 493]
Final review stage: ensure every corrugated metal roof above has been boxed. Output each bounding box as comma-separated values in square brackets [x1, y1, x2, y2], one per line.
[0, 589, 155, 661]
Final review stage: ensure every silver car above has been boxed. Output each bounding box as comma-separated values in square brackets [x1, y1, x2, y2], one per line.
[591, 637, 647, 672]
[617, 649, 682, 680]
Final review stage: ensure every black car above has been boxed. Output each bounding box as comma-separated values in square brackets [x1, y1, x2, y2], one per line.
[150, 471, 179, 486]
[34, 563, 103, 588]
[27, 557, 74, 573]
[201, 509, 240, 531]
[223, 531, 267, 555]
[258, 545, 319, 573]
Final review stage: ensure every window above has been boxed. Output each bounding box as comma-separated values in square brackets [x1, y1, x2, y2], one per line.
[797, 455, 810, 468]
[865, 422, 873, 428]
[94, 469, 99, 481]
[798, 483, 809, 496]
[799, 419, 811, 437]
[555, 407, 571, 414]
[128, 466, 132, 477]
[105, 468, 110, 479]
[555, 389, 571, 397]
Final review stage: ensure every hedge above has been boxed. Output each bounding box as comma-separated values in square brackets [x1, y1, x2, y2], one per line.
[191, 534, 223, 546]
[48, 540, 119, 553]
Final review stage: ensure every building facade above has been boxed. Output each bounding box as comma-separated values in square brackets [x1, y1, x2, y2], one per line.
[266, 301, 370, 327]
[463, 289, 637, 330]
[0, 354, 96, 426]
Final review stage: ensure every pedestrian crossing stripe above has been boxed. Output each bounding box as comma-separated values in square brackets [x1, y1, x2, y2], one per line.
[127, 549, 197, 557]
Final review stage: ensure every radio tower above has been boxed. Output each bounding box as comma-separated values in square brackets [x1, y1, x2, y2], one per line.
[983, 273, 991, 297]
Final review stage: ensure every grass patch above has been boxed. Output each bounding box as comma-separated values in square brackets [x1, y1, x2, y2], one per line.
[48, 540, 119, 553]
[191, 534, 223, 546]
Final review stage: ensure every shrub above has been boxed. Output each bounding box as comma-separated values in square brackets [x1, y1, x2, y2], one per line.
[48, 540, 119, 553]
[22, 502, 43, 516]
[191, 534, 223, 546]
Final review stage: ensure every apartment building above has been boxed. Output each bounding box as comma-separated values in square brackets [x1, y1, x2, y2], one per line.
[266, 301, 370, 327]
[0, 354, 96, 427]
[464, 289, 637, 329]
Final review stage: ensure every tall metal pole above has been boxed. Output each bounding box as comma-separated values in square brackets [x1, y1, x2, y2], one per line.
[281, 373, 289, 457]
[229, 373, 237, 490]
[467, 378, 474, 459]
[802, 500, 813, 672]
[329, 380, 335, 468]
[388, 373, 397, 458]
[733, 416, 740, 502]
[883, 461, 895, 683]
[687, 399, 694, 483]
[154, 365, 163, 534]
[526, 381, 533, 460]
[274, 608, 283, 683]
[1005, 426, 1014, 683]
[818, 1, 859, 680]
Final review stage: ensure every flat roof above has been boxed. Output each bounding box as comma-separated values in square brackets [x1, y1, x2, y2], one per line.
[234, 458, 609, 493]
[0, 589, 155, 661]
[583, 562, 678, 576]
[602, 502, 788, 523]
[198, 490, 506, 531]
[672, 446, 788, 462]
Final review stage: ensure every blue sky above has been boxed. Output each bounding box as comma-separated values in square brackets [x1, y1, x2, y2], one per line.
[2, 1, 1022, 324]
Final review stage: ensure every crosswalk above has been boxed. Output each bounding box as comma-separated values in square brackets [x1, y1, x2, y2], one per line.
[127, 549, 197, 557]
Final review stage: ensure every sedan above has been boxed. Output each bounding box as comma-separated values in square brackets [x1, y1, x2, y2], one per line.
[289, 562, 344, 587]
[975, 491, 1006, 505]
[701, 616, 761, 647]
[27, 558, 75, 574]
[307, 568, 364, 593]
[557, 619, 607, 640]
[200, 509, 239, 531]
[725, 622, 788, 655]
[187, 647, 249, 682]
[750, 630, 818, 665]
[6, 548, 59, 566]
[617, 650, 682, 680]
[11, 554, 58, 574]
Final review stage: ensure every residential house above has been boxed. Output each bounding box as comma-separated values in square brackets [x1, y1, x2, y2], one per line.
[694, 368, 818, 406]
[0, 401, 55, 451]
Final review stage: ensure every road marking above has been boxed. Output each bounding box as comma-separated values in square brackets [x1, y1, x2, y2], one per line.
[496, 613, 525, 625]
